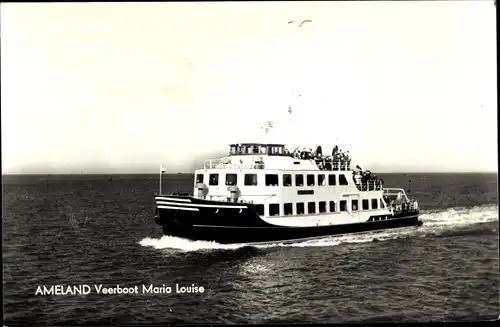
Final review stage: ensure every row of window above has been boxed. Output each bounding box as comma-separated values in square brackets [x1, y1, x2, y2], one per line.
[254, 198, 385, 216]
[196, 173, 349, 187]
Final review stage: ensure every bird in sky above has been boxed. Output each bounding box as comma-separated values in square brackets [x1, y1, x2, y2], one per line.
[299, 19, 312, 27]
[288, 19, 312, 27]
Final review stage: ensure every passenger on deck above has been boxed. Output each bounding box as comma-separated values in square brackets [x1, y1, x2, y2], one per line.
[354, 173, 362, 185]
[294, 149, 301, 159]
[316, 145, 323, 158]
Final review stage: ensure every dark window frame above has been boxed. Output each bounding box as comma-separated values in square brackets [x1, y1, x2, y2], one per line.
[329, 201, 336, 212]
[307, 174, 315, 186]
[339, 174, 348, 186]
[318, 174, 326, 186]
[319, 201, 327, 213]
[296, 202, 305, 215]
[340, 200, 347, 211]
[265, 174, 279, 186]
[225, 173, 237, 186]
[283, 174, 292, 187]
[209, 173, 219, 186]
[308, 202, 316, 214]
[362, 199, 369, 210]
[372, 199, 379, 210]
[352, 199, 358, 211]
[195, 174, 204, 183]
[328, 174, 336, 186]
[244, 174, 258, 186]
[269, 203, 280, 216]
[284, 203, 293, 215]
[295, 174, 304, 187]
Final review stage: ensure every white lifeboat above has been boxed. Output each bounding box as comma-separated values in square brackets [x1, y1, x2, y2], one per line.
[227, 185, 240, 202]
[195, 182, 208, 199]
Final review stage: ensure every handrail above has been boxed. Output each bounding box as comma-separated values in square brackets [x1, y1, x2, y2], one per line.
[204, 159, 256, 169]
[354, 179, 383, 191]
[203, 157, 352, 170]
[316, 159, 351, 171]
[388, 200, 419, 213]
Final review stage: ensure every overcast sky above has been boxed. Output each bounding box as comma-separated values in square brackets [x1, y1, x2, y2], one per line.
[1, 1, 497, 174]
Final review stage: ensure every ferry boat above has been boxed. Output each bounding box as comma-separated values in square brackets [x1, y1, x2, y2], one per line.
[153, 136, 423, 244]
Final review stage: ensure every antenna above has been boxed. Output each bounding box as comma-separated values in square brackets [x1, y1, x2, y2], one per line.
[286, 19, 312, 118]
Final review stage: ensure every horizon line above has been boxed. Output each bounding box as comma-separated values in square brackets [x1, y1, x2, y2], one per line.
[2, 171, 498, 176]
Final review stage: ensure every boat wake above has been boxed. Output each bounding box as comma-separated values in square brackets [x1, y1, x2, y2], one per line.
[139, 204, 498, 252]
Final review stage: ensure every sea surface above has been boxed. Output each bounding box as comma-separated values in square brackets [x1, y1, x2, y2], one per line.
[2, 173, 499, 325]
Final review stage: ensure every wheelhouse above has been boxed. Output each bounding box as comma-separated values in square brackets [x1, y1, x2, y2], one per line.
[229, 143, 288, 156]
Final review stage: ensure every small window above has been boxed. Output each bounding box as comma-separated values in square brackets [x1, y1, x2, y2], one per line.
[307, 174, 315, 186]
[244, 174, 257, 186]
[380, 199, 386, 208]
[195, 174, 204, 183]
[318, 174, 326, 186]
[362, 199, 369, 210]
[265, 174, 279, 186]
[296, 203, 305, 215]
[254, 204, 264, 216]
[319, 201, 327, 213]
[328, 174, 336, 186]
[340, 200, 347, 211]
[245, 174, 257, 186]
[308, 202, 316, 214]
[295, 174, 304, 186]
[283, 174, 292, 187]
[371, 199, 378, 210]
[339, 174, 348, 185]
[329, 201, 336, 212]
[209, 174, 219, 185]
[269, 204, 280, 216]
[352, 199, 358, 211]
[284, 203, 293, 215]
[225, 174, 237, 186]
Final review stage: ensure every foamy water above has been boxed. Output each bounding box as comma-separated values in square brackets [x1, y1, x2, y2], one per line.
[139, 204, 498, 252]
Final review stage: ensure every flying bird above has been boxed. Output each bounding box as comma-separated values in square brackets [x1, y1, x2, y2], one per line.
[299, 19, 312, 27]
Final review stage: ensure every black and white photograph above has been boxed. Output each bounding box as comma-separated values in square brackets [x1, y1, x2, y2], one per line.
[2, 1, 498, 325]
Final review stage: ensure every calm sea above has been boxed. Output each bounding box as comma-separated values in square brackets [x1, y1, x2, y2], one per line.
[2, 173, 499, 325]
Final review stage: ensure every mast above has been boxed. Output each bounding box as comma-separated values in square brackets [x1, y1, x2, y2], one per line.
[285, 19, 312, 148]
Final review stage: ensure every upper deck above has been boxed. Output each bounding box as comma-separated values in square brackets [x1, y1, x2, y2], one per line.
[204, 143, 352, 171]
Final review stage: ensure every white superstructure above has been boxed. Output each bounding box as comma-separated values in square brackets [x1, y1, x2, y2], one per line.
[192, 143, 417, 228]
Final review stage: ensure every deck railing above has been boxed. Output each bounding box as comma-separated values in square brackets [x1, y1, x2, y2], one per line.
[354, 180, 383, 191]
[203, 158, 256, 169]
[315, 159, 351, 171]
[389, 200, 419, 213]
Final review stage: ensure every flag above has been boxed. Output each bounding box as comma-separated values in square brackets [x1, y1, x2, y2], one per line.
[160, 165, 166, 173]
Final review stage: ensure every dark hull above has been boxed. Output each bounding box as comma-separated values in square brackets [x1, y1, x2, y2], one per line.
[154, 194, 422, 244]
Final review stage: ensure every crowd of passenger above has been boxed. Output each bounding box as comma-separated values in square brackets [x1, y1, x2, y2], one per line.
[353, 167, 384, 190]
[286, 145, 351, 163]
